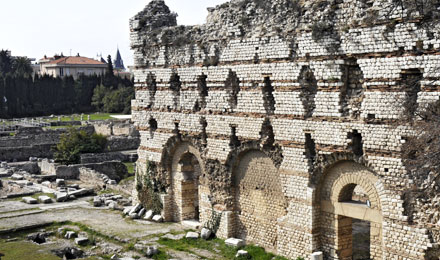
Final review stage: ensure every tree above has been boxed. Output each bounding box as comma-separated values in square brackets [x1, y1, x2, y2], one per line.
[106, 55, 114, 77]
[12, 56, 33, 78]
[54, 128, 107, 165]
[91, 84, 108, 111]
[0, 50, 13, 76]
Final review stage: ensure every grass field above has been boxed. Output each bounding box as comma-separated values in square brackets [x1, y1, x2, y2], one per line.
[48, 113, 120, 122]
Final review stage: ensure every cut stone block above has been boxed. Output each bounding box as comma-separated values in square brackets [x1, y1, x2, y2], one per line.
[56, 179, 65, 187]
[129, 213, 139, 219]
[201, 228, 212, 240]
[236, 250, 248, 257]
[185, 232, 199, 239]
[123, 206, 132, 215]
[75, 237, 89, 246]
[93, 197, 102, 207]
[129, 203, 141, 215]
[56, 193, 68, 202]
[225, 238, 245, 248]
[11, 174, 24, 180]
[311, 251, 323, 260]
[22, 197, 38, 204]
[38, 195, 52, 204]
[65, 231, 77, 239]
[146, 245, 159, 257]
[152, 215, 163, 222]
[144, 210, 154, 220]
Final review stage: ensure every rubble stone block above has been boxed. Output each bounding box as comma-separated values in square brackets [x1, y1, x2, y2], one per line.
[185, 232, 199, 239]
[225, 238, 245, 248]
[38, 195, 52, 204]
[22, 197, 38, 204]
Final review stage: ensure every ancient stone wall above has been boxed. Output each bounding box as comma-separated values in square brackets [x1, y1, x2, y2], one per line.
[0, 126, 94, 162]
[130, 0, 440, 259]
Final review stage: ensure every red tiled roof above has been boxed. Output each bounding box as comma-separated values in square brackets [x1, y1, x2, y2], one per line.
[47, 56, 106, 65]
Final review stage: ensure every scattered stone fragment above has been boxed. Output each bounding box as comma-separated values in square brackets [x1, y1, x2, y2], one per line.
[108, 180, 117, 185]
[11, 173, 24, 180]
[29, 157, 38, 162]
[201, 228, 212, 240]
[225, 238, 245, 248]
[56, 193, 68, 202]
[51, 247, 83, 259]
[22, 196, 38, 204]
[27, 233, 47, 244]
[108, 201, 119, 210]
[144, 210, 154, 220]
[123, 206, 132, 215]
[236, 250, 248, 257]
[56, 179, 65, 187]
[185, 232, 199, 239]
[161, 233, 185, 240]
[311, 251, 323, 260]
[129, 203, 142, 215]
[146, 246, 159, 257]
[65, 231, 77, 239]
[138, 208, 146, 217]
[70, 188, 93, 197]
[38, 195, 52, 204]
[129, 213, 140, 219]
[152, 215, 163, 222]
[41, 181, 51, 187]
[75, 237, 89, 246]
[57, 228, 65, 235]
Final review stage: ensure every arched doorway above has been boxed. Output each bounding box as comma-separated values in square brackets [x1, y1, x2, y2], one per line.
[169, 143, 204, 222]
[319, 161, 383, 260]
[233, 150, 287, 250]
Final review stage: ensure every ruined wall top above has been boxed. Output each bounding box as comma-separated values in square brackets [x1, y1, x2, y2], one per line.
[130, 0, 440, 68]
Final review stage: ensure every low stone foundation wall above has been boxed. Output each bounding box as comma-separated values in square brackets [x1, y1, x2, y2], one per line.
[80, 151, 138, 164]
[39, 159, 128, 181]
[106, 136, 140, 152]
[0, 126, 94, 162]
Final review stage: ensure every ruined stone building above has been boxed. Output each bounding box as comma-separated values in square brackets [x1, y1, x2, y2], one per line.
[130, 0, 440, 259]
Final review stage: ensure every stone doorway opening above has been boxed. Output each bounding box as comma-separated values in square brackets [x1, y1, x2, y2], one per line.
[353, 218, 371, 260]
[175, 152, 201, 222]
[338, 184, 372, 260]
[319, 161, 383, 260]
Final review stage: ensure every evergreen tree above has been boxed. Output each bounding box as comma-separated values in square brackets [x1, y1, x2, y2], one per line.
[0, 50, 13, 76]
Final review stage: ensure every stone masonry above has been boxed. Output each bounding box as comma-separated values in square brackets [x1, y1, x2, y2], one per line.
[130, 0, 440, 259]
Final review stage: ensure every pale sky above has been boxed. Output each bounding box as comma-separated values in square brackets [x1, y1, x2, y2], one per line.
[0, 0, 228, 66]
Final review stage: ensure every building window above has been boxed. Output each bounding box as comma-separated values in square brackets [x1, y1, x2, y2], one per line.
[59, 68, 64, 77]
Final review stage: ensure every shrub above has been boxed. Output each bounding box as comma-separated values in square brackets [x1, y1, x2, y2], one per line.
[54, 128, 107, 165]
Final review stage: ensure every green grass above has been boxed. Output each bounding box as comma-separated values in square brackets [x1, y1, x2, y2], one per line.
[30, 193, 55, 200]
[52, 221, 119, 245]
[0, 241, 61, 260]
[157, 237, 290, 260]
[47, 113, 120, 122]
[124, 162, 135, 175]
[43, 125, 82, 130]
[119, 175, 135, 186]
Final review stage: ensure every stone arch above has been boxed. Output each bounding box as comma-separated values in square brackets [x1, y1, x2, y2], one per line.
[159, 136, 212, 223]
[317, 160, 384, 260]
[231, 148, 287, 250]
